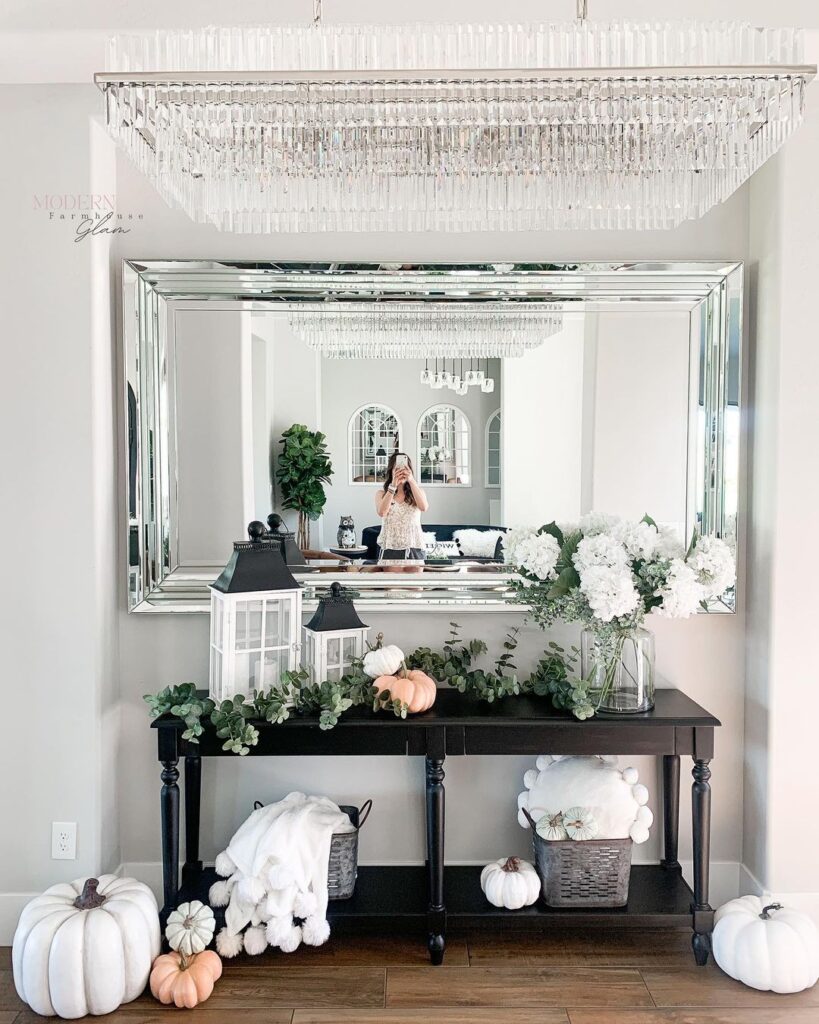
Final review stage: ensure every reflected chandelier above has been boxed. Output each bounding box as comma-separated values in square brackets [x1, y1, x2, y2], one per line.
[288, 302, 565, 359]
[96, 1, 815, 232]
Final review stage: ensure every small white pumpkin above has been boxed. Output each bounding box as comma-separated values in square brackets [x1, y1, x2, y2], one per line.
[480, 857, 540, 910]
[536, 812, 568, 841]
[165, 900, 216, 956]
[563, 807, 599, 841]
[13, 875, 160, 1018]
[362, 643, 404, 679]
[713, 896, 819, 993]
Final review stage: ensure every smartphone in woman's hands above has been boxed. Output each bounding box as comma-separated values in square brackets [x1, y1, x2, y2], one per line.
[395, 454, 408, 469]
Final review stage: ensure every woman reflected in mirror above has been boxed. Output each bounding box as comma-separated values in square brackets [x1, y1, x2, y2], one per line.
[375, 453, 429, 570]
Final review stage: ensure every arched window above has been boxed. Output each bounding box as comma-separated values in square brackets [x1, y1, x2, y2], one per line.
[348, 405, 401, 484]
[485, 409, 501, 488]
[417, 405, 471, 486]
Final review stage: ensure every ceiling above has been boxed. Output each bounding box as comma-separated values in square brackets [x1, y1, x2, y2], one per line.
[3, 0, 818, 33]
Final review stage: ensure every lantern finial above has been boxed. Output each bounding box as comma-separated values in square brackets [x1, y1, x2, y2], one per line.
[248, 520, 268, 542]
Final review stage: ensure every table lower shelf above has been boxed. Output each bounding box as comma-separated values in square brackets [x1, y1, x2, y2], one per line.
[178, 864, 694, 931]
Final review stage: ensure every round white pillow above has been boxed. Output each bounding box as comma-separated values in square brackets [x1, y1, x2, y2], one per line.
[517, 754, 652, 843]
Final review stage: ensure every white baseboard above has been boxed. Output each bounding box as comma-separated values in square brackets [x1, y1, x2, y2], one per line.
[736, 863, 819, 926]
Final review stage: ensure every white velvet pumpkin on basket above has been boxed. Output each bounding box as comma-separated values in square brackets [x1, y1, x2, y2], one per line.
[12, 875, 160, 1018]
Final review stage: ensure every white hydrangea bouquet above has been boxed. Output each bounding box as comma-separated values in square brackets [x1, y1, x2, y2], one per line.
[505, 513, 735, 713]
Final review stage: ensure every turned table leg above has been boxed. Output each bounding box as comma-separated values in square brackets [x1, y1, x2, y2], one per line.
[661, 754, 681, 870]
[182, 753, 202, 885]
[158, 729, 180, 924]
[691, 756, 714, 965]
[425, 741, 446, 965]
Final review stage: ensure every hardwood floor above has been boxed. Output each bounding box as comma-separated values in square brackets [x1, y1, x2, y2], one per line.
[3, 930, 818, 1024]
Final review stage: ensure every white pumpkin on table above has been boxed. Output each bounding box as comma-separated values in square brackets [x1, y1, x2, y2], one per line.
[480, 857, 540, 909]
[12, 875, 160, 1018]
[713, 896, 819, 993]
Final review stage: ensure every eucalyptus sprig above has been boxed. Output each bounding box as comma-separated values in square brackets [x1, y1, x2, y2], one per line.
[211, 695, 259, 755]
[143, 683, 215, 742]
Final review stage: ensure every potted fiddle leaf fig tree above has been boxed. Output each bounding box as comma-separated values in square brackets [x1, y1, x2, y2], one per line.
[275, 424, 333, 550]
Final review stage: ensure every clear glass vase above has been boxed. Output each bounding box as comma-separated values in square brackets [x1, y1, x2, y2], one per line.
[581, 627, 655, 714]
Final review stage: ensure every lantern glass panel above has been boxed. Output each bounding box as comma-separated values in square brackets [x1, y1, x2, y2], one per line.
[232, 652, 253, 692]
[235, 600, 263, 651]
[261, 648, 289, 687]
[343, 637, 358, 662]
[327, 637, 341, 668]
[265, 600, 291, 647]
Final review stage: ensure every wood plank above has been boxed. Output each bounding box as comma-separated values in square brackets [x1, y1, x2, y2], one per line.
[130, 967, 384, 1010]
[12, 1009, 292, 1024]
[643, 966, 819, 1008]
[0, 972, 23, 1013]
[468, 929, 692, 966]
[569, 1010, 819, 1024]
[0, 1013, 17, 1024]
[295, 1011, 569, 1024]
[386, 967, 652, 1008]
[233, 934, 469, 967]
[0, 950, 10, 970]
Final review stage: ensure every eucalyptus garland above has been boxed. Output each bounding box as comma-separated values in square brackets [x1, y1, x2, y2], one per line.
[144, 626, 591, 756]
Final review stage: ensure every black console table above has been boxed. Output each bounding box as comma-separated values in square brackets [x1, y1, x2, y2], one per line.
[153, 688, 719, 966]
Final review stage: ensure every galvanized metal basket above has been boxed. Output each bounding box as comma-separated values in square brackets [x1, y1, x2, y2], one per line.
[329, 801, 371, 900]
[523, 808, 632, 908]
[252, 799, 371, 901]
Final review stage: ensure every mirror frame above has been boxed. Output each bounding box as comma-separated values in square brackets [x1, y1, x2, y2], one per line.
[123, 259, 742, 613]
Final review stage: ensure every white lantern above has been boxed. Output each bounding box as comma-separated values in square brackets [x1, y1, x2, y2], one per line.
[302, 582, 370, 684]
[209, 522, 303, 701]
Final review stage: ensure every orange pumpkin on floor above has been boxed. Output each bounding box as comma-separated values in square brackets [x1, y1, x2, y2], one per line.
[375, 668, 437, 713]
[150, 949, 223, 1008]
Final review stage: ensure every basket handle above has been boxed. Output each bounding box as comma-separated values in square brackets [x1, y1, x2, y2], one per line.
[357, 799, 373, 829]
[522, 807, 537, 830]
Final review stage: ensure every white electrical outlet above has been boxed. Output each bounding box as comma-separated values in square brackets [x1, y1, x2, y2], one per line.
[51, 822, 77, 860]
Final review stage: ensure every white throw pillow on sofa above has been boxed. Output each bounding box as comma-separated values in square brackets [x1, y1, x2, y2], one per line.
[453, 529, 505, 558]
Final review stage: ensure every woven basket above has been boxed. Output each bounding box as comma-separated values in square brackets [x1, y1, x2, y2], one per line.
[523, 808, 632, 908]
[252, 799, 372, 901]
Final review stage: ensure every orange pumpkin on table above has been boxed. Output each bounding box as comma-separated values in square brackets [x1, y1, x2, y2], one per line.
[150, 950, 222, 1008]
[374, 668, 437, 713]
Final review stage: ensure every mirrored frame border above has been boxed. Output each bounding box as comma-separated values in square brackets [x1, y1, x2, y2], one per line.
[123, 259, 742, 614]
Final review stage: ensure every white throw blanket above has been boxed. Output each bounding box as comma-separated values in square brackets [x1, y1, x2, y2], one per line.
[209, 791, 355, 956]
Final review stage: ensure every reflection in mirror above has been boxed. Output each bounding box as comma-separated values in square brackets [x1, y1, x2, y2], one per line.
[349, 405, 401, 484]
[123, 261, 741, 611]
[418, 406, 471, 487]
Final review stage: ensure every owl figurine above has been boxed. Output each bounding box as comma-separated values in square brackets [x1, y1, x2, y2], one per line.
[337, 515, 357, 549]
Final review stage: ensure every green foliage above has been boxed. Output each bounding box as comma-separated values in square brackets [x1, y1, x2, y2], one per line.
[407, 626, 594, 719]
[275, 424, 333, 522]
[144, 660, 409, 755]
[143, 684, 214, 742]
[526, 642, 595, 720]
[211, 695, 260, 755]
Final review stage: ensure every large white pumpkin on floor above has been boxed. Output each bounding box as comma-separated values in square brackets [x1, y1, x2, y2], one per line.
[517, 754, 653, 843]
[480, 857, 540, 909]
[713, 896, 819, 993]
[12, 875, 160, 1018]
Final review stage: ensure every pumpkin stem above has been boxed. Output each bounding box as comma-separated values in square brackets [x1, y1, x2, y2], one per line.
[73, 878, 107, 910]
[760, 902, 783, 919]
[501, 857, 521, 873]
[179, 952, 190, 971]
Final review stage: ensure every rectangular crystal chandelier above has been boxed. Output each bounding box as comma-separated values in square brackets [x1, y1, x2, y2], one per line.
[288, 302, 565, 359]
[96, 5, 815, 232]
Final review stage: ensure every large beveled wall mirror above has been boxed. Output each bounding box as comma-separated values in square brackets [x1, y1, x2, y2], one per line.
[123, 261, 741, 612]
